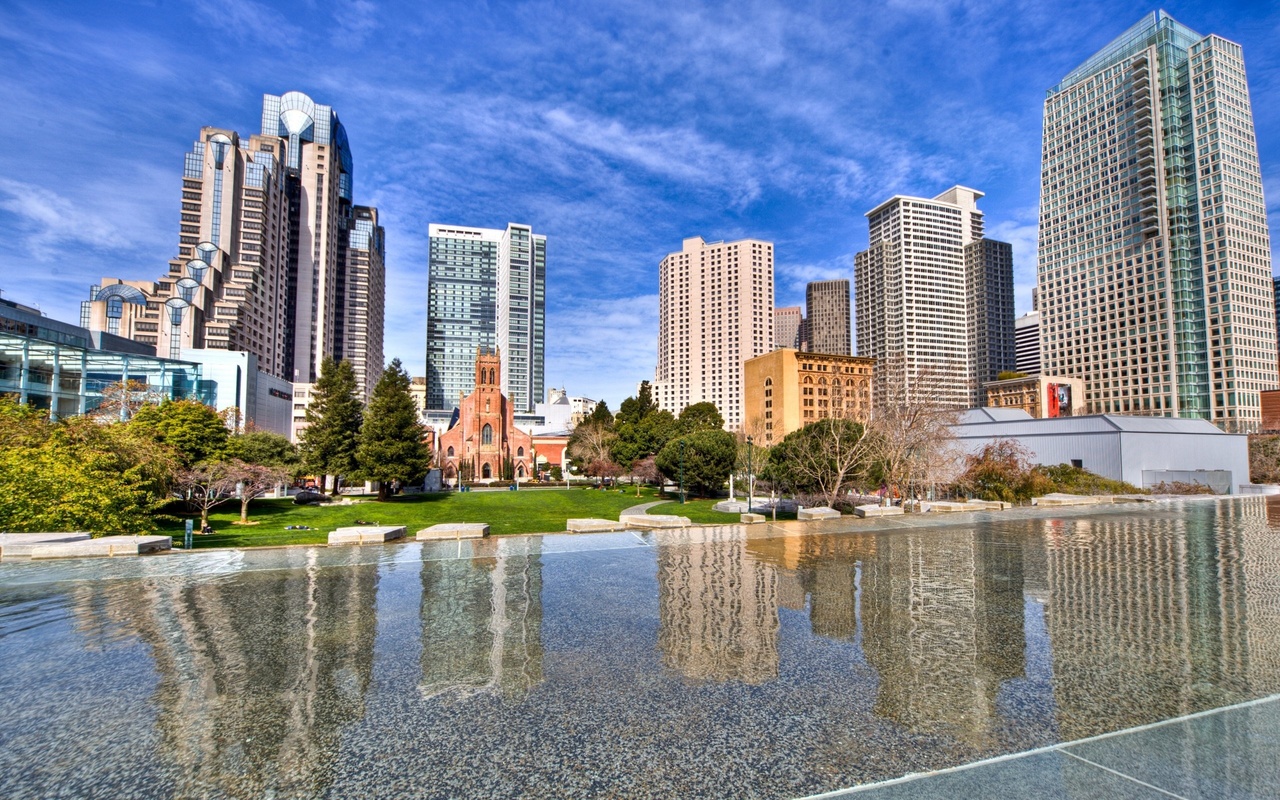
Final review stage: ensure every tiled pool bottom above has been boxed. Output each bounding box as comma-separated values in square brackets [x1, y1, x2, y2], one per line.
[2, 499, 1280, 799]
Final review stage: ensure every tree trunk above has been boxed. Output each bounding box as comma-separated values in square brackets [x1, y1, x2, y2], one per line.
[331, 475, 342, 497]
[200, 507, 210, 530]
[240, 495, 251, 524]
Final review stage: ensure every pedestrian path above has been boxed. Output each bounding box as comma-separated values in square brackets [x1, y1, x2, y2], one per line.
[619, 500, 666, 518]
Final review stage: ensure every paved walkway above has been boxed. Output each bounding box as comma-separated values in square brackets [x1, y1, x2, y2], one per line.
[807, 695, 1280, 799]
[619, 500, 667, 517]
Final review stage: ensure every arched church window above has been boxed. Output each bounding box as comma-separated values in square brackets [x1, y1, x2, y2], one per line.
[447, 446, 455, 457]
[482, 424, 493, 445]
[482, 463, 492, 478]
[517, 446, 524, 457]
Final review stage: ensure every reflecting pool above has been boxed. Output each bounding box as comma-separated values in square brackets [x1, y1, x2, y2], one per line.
[3, 499, 1280, 799]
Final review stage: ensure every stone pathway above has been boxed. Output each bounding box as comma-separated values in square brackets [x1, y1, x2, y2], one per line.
[619, 500, 666, 518]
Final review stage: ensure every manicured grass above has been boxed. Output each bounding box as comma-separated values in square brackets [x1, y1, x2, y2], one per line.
[158, 486, 665, 549]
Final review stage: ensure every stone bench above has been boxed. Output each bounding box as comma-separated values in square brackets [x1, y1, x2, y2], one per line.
[417, 523, 489, 540]
[566, 518, 625, 533]
[1032, 494, 1107, 507]
[740, 513, 766, 524]
[0, 532, 92, 559]
[854, 505, 903, 518]
[328, 526, 406, 545]
[619, 514, 690, 529]
[921, 501, 969, 513]
[964, 500, 1011, 511]
[28, 535, 172, 559]
[798, 507, 841, 521]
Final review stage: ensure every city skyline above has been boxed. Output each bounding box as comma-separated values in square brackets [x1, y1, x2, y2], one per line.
[1, 1, 1277, 409]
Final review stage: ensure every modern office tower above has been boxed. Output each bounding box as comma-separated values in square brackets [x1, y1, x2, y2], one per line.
[653, 236, 774, 430]
[496, 224, 546, 414]
[855, 186, 1005, 408]
[81, 92, 385, 401]
[425, 223, 545, 412]
[966, 239, 1016, 386]
[805, 279, 852, 355]
[335, 206, 386, 399]
[1038, 12, 1277, 430]
[1015, 311, 1042, 375]
[83, 127, 291, 371]
[260, 92, 357, 387]
[774, 306, 803, 350]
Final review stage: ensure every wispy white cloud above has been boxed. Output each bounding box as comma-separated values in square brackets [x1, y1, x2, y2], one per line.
[190, 0, 303, 45]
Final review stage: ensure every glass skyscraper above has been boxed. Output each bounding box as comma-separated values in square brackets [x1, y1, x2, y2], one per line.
[426, 223, 545, 412]
[1038, 12, 1276, 431]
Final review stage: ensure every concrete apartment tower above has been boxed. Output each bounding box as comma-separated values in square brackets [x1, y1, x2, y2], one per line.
[81, 92, 386, 402]
[805, 280, 852, 356]
[855, 186, 1012, 408]
[966, 239, 1016, 387]
[654, 236, 774, 430]
[1038, 12, 1277, 430]
[774, 306, 803, 350]
[425, 223, 545, 412]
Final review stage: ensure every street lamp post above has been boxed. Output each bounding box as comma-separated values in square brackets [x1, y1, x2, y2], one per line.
[679, 439, 686, 504]
[746, 435, 754, 514]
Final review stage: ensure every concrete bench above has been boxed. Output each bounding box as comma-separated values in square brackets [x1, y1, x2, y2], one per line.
[964, 500, 1011, 511]
[566, 518, 625, 533]
[740, 513, 766, 524]
[798, 507, 841, 521]
[922, 501, 969, 513]
[1032, 494, 1107, 507]
[0, 532, 92, 559]
[328, 526, 406, 545]
[29, 535, 171, 559]
[619, 514, 690, 529]
[417, 523, 489, 540]
[854, 505, 903, 518]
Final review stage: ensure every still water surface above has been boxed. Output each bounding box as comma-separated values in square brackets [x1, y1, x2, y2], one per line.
[2, 499, 1279, 799]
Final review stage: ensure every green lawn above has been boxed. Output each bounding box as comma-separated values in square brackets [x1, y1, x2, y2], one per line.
[159, 486, 667, 549]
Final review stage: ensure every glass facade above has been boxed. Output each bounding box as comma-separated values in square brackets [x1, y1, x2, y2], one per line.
[1039, 12, 1277, 430]
[426, 224, 546, 412]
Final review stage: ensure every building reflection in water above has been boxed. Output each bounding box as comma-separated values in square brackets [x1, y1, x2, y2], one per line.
[68, 547, 379, 799]
[1042, 497, 1280, 740]
[657, 526, 780, 684]
[420, 536, 544, 701]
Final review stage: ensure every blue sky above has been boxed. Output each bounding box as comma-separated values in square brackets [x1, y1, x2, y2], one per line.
[1, 0, 1277, 409]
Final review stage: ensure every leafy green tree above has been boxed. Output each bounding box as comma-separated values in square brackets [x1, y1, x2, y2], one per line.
[0, 401, 176, 535]
[766, 418, 869, 505]
[300, 357, 364, 495]
[587, 400, 613, 427]
[611, 408, 677, 466]
[677, 401, 724, 435]
[355, 359, 431, 500]
[615, 381, 657, 427]
[130, 398, 228, 467]
[655, 429, 736, 498]
[225, 431, 299, 523]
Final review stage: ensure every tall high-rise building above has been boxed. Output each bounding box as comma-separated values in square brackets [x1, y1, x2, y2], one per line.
[805, 279, 852, 356]
[774, 306, 803, 350]
[1015, 311, 1042, 375]
[81, 92, 386, 401]
[425, 223, 545, 412]
[654, 236, 774, 430]
[1038, 12, 1277, 430]
[855, 186, 1012, 407]
[335, 206, 386, 398]
[966, 239, 1016, 386]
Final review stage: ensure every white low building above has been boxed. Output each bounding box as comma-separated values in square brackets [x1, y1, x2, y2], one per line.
[954, 408, 1250, 493]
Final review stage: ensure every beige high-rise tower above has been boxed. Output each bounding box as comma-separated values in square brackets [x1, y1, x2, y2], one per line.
[654, 236, 774, 430]
[1038, 13, 1277, 430]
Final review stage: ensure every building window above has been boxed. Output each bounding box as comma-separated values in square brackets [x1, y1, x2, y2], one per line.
[482, 463, 492, 478]
[482, 424, 493, 445]
[447, 446, 455, 458]
[517, 446, 524, 457]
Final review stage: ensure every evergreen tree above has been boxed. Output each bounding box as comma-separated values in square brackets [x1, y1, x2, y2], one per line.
[355, 359, 431, 500]
[130, 398, 228, 468]
[677, 401, 724, 434]
[300, 357, 364, 495]
[587, 400, 613, 427]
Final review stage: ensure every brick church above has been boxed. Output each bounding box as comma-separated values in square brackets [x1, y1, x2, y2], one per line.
[438, 348, 535, 484]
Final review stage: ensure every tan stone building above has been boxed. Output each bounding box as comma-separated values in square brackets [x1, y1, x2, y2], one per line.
[983, 374, 1086, 419]
[437, 349, 534, 484]
[743, 349, 875, 445]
